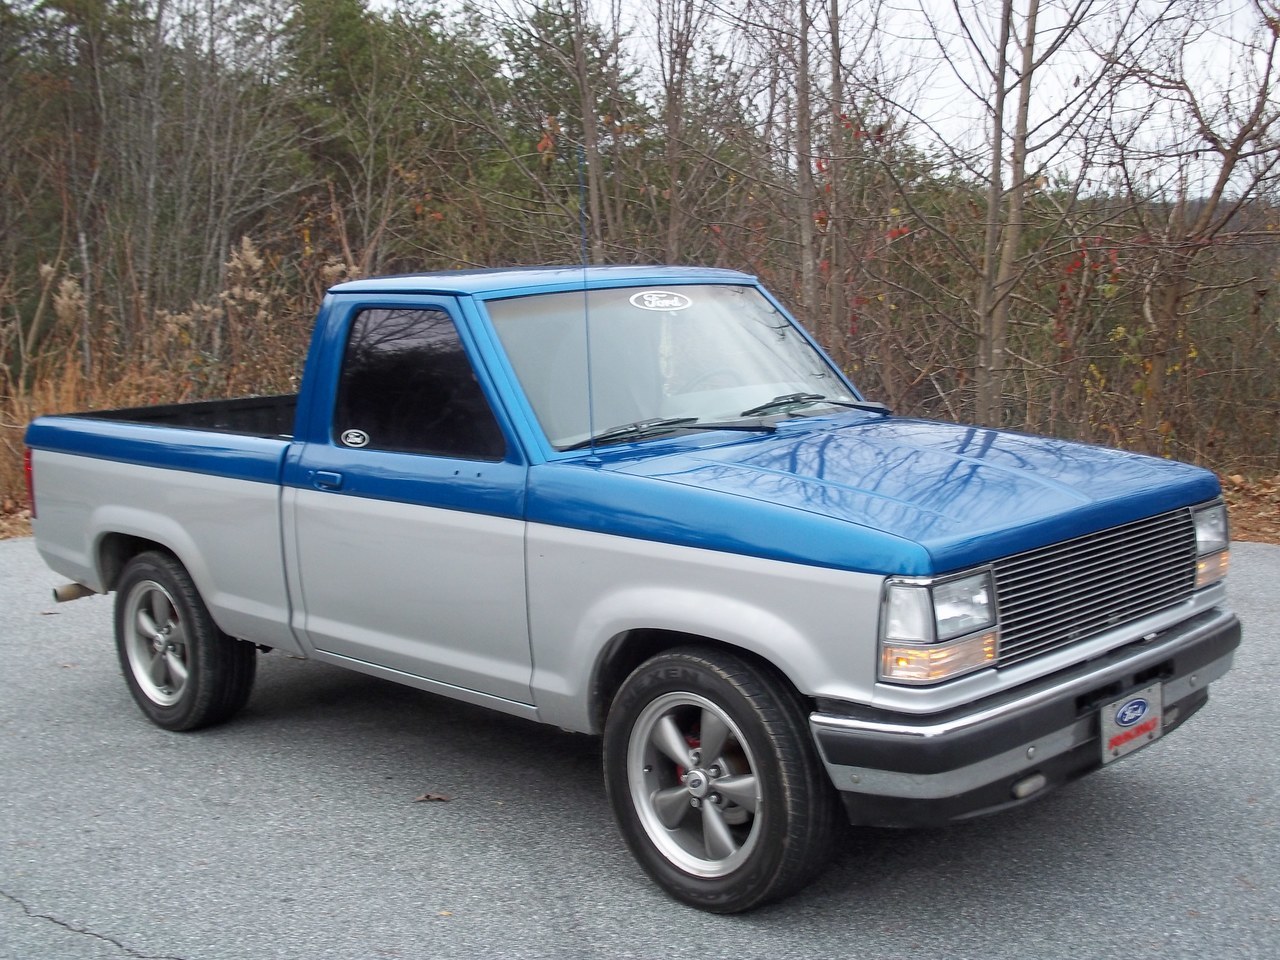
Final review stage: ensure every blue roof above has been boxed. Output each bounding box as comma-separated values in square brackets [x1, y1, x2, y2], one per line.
[328, 265, 755, 297]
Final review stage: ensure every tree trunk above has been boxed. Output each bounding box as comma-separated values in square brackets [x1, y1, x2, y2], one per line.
[572, 0, 606, 263]
[826, 0, 845, 364]
[973, 0, 1012, 426]
[795, 0, 818, 323]
[975, 0, 1037, 427]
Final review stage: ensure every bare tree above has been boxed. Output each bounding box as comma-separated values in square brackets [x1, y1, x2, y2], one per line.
[1104, 0, 1280, 452]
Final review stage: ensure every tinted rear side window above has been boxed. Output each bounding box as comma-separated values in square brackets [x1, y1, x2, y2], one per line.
[334, 307, 505, 460]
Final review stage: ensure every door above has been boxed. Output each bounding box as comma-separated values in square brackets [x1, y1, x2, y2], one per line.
[285, 302, 532, 705]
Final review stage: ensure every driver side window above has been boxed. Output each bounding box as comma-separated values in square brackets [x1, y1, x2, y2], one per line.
[333, 307, 506, 461]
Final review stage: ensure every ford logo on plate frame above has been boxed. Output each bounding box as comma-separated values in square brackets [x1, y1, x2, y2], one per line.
[1101, 682, 1163, 764]
[1114, 697, 1149, 727]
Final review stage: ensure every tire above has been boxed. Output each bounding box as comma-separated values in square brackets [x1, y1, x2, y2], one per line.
[603, 647, 840, 912]
[114, 551, 256, 731]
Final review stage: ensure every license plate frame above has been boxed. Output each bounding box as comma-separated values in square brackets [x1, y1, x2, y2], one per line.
[1100, 682, 1164, 764]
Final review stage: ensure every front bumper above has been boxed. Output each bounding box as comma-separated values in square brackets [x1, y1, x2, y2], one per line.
[810, 607, 1241, 827]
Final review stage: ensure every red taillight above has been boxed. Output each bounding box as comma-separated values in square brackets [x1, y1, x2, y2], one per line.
[24, 448, 36, 519]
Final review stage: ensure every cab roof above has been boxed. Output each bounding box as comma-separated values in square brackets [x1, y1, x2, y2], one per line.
[328, 265, 756, 298]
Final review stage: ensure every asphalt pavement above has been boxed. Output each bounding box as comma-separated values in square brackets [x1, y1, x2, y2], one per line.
[2, 536, 1277, 960]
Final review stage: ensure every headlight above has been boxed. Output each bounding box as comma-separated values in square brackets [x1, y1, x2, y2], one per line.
[880, 571, 999, 684]
[933, 573, 995, 639]
[1192, 501, 1230, 588]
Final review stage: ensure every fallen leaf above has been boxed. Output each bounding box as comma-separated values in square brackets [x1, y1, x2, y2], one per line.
[413, 792, 452, 803]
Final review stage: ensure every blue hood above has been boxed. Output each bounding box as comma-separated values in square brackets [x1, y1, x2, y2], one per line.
[527, 415, 1220, 576]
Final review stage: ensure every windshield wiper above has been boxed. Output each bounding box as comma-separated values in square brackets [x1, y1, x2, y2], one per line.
[816, 398, 891, 414]
[562, 417, 699, 451]
[739, 393, 826, 417]
[739, 393, 891, 418]
[562, 416, 780, 452]
[686, 421, 777, 434]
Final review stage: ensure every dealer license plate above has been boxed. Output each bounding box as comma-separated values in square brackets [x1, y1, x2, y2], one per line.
[1100, 682, 1164, 764]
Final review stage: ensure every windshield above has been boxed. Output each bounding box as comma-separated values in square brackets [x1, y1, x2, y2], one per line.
[485, 284, 857, 450]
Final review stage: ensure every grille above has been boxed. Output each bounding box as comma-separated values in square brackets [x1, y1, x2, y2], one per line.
[992, 508, 1197, 668]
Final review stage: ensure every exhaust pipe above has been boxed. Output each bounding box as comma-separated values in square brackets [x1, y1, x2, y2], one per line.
[52, 582, 98, 603]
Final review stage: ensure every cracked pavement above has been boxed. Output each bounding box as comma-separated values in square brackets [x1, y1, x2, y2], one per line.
[2, 891, 185, 960]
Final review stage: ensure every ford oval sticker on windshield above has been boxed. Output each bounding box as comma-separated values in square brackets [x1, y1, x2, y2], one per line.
[629, 291, 692, 312]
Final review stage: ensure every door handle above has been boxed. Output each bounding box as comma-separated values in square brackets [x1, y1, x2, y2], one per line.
[313, 470, 344, 490]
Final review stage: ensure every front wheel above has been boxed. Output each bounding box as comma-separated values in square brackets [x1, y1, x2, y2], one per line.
[115, 551, 256, 731]
[603, 647, 839, 912]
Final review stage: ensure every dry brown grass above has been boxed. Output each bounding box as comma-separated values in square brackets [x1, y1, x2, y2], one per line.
[1223, 474, 1280, 544]
[1, 336, 198, 517]
[0, 508, 30, 539]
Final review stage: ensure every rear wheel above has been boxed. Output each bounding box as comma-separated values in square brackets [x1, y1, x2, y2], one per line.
[603, 647, 839, 912]
[115, 551, 256, 731]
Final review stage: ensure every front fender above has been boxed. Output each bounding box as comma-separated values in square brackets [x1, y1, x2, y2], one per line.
[526, 523, 884, 732]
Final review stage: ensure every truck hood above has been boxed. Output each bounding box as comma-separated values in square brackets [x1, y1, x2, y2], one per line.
[531, 414, 1220, 576]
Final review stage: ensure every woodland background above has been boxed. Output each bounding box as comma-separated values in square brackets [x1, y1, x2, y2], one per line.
[1, 0, 1278, 529]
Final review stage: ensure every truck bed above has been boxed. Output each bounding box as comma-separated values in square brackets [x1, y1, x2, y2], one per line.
[71, 394, 297, 438]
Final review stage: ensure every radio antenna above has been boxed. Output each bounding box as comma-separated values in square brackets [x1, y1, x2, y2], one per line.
[577, 144, 597, 454]
[577, 144, 590, 268]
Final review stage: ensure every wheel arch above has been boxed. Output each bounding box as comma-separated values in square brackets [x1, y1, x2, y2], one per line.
[589, 628, 811, 734]
[83, 501, 211, 596]
[98, 532, 179, 591]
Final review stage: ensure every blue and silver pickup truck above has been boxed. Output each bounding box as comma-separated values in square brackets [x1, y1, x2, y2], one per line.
[25, 266, 1240, 911]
